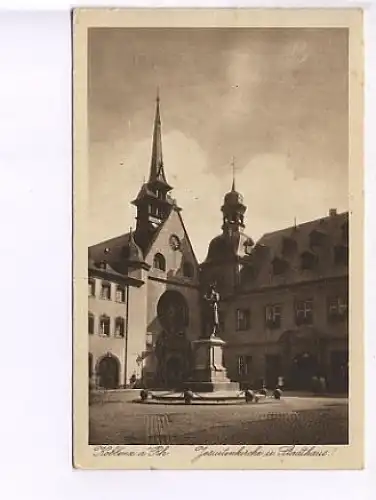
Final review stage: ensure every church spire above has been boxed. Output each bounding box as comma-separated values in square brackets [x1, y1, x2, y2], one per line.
[131, 93, 174, 241]
[231, 156, 236, 192]
[149, 89, 169, 185]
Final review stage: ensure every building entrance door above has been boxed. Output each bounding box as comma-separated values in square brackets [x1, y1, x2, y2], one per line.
[291, 352, 317, 390]
[265, 355, 281, 388]
[97, 355, 120, 389]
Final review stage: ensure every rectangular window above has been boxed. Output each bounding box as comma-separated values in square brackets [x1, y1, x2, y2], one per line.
[237, 356, 245, 376]
[237, 355, 252, 377]
[236, 309, 251, 331]
[115, 286, 126, 303]
[115, 318, 125, 337]
[295, 299, 313, 326]
[88, 278, 95, 297]
[100, 282, 111, 300]
[265, 304, 282, 329]
[88, 314, 94, 334]
[99, 317, 110, 336]
[327, 296, 348, 322]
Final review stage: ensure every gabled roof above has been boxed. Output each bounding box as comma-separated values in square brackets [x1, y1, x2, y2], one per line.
[238, 210, 349, 291]
[89, 230, 150, 271]
[88, 257, 144, 286]
[89, 232, 132, 271]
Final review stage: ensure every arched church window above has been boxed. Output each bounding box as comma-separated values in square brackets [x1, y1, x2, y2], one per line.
[153, 253, 166, 271]
[182, 261, 194, 278]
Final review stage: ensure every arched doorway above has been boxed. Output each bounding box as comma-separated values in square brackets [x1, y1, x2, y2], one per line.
[97, 354, 120, 389]
[291, 352, 317, 390]
[157, 290, 189, 332]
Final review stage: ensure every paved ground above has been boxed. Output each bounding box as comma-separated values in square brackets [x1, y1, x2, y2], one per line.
[89, 392, 348, 446]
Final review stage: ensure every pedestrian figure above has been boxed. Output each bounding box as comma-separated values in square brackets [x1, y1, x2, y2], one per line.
[130, 373, 137, 388]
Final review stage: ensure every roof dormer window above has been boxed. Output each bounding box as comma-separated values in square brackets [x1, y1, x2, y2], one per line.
[244, 238, 254, 256]
[272, 256, 289, 275]
[301, 251, 317, 270]
[309, 229, 326, 247]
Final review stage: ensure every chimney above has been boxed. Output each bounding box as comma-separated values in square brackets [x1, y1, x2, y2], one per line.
[329, 208, 337, 217]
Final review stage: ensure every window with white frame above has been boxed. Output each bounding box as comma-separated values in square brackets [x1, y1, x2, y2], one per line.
[115, 317, 125, 337]
[236, 309, 251, 331]
[99, 315, 110, 336]
[100, 282, 111, 300]
[327, 295, 348, 322]
[295, 299, 313, 326]
[115, 285, 126, 303]
[265, 304, 282, 329]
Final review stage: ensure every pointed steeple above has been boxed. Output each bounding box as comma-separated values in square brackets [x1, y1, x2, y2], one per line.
[231, 156, 236, 192]
[149, 90, 169, 185]
[131, 93, 175, 243]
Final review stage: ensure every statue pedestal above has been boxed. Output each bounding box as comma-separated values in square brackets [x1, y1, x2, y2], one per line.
[185, 335, 239, 392]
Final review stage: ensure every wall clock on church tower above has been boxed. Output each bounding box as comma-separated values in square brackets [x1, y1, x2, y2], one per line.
[169, 234, 181, 251]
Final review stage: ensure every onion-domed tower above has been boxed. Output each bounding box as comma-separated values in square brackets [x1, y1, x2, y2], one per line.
[221, 177, 247, 234]
[201, 168, 254, 300]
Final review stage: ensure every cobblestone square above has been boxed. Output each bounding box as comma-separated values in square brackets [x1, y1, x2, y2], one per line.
[89, 395, 348, 445]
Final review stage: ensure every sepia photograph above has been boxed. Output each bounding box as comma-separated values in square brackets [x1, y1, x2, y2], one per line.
[73, 8, 363, 469]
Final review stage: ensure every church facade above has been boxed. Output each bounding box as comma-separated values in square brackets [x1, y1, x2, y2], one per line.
[88, 97, 349, 393]
[88, 96, 202, 390]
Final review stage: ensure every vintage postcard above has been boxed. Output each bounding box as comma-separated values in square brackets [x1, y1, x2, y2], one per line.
[73, 8, 364, 469]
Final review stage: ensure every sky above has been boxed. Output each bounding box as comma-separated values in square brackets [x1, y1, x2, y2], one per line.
[88, 27, 348, 262]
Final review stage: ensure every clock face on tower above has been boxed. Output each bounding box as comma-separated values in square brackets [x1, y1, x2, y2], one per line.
[169, 234, 181, 251]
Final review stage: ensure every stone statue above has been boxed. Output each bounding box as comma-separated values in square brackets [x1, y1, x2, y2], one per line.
[204, 283, 220, 337]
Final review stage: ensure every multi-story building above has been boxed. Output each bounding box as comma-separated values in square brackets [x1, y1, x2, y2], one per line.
[88, 96, 349, 393]
[201, 181, 349, 392]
